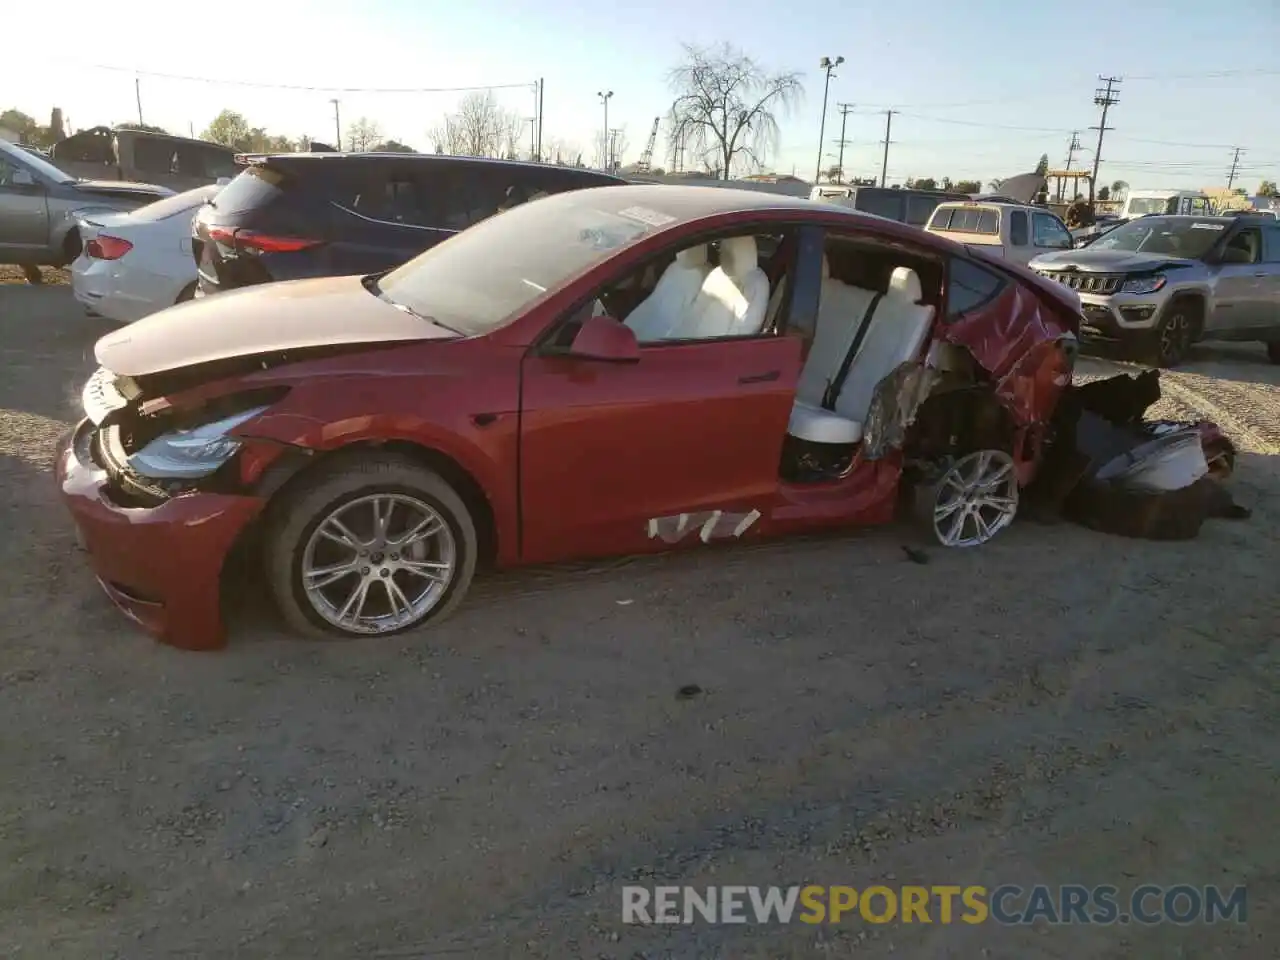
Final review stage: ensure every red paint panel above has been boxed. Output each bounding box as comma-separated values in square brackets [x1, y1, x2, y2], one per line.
[519, 336, 803, 564]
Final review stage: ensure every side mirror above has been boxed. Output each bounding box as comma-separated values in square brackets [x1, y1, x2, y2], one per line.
[567, 314, 640, 363]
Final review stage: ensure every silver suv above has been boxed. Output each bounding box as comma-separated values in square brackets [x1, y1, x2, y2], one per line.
[0, 137, 172, 282]
[1029, 214, 1280, 366]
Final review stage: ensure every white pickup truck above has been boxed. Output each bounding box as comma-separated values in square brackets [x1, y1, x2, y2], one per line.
[924, 200, 1074, 265]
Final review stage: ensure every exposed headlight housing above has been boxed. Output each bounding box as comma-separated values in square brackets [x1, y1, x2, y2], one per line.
[1121, 275, 1167, 295]
[127, 405, 270, 480]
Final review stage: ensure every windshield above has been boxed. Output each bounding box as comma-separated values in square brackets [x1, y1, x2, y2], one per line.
[1127, 197, 1175, 216]
[376, 192, 661, 335]
[1090, 216, 1226, 258]
[0, 140, 74, 183]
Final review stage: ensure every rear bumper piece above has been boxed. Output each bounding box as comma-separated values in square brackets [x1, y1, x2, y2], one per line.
[55, 420, 265, 651]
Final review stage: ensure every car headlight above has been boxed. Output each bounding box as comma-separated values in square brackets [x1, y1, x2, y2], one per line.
[127, 405, 270, 480]
[1121, 275, 1166, 295]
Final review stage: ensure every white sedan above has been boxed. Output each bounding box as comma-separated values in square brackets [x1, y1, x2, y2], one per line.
[71, 184, 221, 323]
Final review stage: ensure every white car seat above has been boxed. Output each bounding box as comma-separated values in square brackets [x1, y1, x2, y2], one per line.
[793, 255, 880, 409]
[788, 266, 935, 446]
[624, 244, 711, 341]
[674, 236, 771, 339]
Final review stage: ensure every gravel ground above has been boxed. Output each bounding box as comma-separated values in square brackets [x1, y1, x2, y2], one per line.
[1, 284, 1277, 959]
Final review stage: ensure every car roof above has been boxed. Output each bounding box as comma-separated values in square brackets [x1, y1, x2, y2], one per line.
[234, 152, 628, 181]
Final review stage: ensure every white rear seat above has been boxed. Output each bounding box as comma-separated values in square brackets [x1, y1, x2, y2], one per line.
[625, 244, 710, 341]
[788, 266, 935, 446]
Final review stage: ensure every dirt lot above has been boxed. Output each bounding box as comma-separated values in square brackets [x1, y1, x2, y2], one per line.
[1, 278, 1278, 959]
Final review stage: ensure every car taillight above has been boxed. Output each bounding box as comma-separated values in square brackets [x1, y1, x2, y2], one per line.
[208, 226, 321, 254]
[86, 236, 133, 260]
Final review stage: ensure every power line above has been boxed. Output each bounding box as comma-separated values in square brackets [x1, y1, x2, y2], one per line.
[85, 62, 536, 94]
[1088, 76, 1121, 204]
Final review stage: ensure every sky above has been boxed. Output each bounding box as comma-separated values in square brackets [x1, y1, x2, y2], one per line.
[4, 0, 1278, 192]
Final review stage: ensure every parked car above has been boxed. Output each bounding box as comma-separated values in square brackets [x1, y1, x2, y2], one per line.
[925, 200, 1074, 265]
[0, 137, 173, 280]
[811, 184, 971, 227]
[50, 127, 239, 192]
[58, 184, 1082, 650]
[191, 153, 628, 296]
[1030, 214, 1280, 366]
[72, 184, 223, 323]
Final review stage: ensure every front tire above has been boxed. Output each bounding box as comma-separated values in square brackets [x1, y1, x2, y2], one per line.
[916, 449, 1019, 548]
[264, 455, 478, 639]
[1146, 302, 1197, 367]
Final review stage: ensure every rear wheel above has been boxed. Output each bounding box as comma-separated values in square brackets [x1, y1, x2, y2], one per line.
[918, 450, 1019, 548]
[60, 229, 82, 267]
[264, 455, 478, 639]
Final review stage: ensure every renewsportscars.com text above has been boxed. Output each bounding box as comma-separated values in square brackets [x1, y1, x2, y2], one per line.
[622, 884, 1247, 926]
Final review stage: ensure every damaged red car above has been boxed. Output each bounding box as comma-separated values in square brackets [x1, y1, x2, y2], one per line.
[56, 185, 1083, 650]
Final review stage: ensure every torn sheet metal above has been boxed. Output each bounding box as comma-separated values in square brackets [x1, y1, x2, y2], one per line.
[942, 281, 1078, 424]
[860, 361, 942, 460]
[647, 509, 761, 544]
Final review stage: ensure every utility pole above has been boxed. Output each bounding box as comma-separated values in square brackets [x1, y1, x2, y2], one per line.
[536, 78, 544, 162]
[1227, 147, 1244, 190]
[879, 110, 895, 188]
[135, 77, 143, 126]
[834, 103, 855, 183]
[1088, 76, 1121, 206]
[815, 56, 844, 183]
[608, 127, 621, 173]
[330, 99, 341, 150]
[1058, 130, 1082, 201]
[597, 91, 613, 171]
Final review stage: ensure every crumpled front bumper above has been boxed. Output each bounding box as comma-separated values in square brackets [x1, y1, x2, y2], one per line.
[55, 419, 265, 651]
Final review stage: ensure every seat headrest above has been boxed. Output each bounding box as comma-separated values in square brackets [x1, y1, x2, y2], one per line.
[719, 236, 758, 278]
[676, 244, 708, 268]
[820, 254, 830, 279]
[889, 266, 923, 303]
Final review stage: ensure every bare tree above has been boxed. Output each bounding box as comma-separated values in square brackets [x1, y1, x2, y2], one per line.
[541, 136, 582, 165]
[346, 117, 383, 152]
[593, 126, 630, 171]
[666, 43, 803, 180]
[429, 91, 521, 158]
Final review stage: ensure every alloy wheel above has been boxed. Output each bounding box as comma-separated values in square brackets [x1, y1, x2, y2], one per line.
[300, 493, 456, 634]
[930, 450, 1019, 548]
[1158, 312, 1192, 366]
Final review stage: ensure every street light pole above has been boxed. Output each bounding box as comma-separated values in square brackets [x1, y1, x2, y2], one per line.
[597, 90, 614, 171]
[815, 56, 844, 184]
[330, 99, 341, 150]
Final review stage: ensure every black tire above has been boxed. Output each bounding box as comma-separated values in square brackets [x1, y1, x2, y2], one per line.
[1145, 300, 1199, 368]
[60, 229, 82, 267]
[263, 454, 478, 639]
[22, 265, 43, 285]
[1267, 341, 1280, 365]
[175, 282, 198, 303]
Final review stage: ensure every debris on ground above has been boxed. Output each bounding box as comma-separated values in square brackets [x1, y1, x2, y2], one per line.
[901, 545, 930, 565]
[1027, 369, 1249, 540]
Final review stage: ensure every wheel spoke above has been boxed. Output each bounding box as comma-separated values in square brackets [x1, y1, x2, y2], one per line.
[384, 577, 412, 619]
[974, 511, 994, 542]
[337, 580, 371, 622]
[935, 495, 965, 521]
[978, 463, 1014, 489]
[399, 559, 450, 581]
[372, 498, 393, 539]
[391, 514, 443, 547]
[969, 451, 990, 486]
[320, 516, 363, 549]
[305, 561, 358, 589]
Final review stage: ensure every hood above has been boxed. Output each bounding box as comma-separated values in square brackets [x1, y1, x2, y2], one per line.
[95, 275, 460, 377]
[1029, 247, 1193, 272]
[73, 180, 174, 200]
[978, 172, 1047, 205]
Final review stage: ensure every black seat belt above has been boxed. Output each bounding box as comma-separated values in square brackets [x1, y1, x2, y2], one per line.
[821, 293, 883, 411]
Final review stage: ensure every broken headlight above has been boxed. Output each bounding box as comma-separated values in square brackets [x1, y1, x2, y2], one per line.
[127, 405, 271, 481]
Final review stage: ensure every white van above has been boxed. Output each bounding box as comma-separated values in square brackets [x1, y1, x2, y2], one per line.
[924, 200, 1073, 265]
[1121, 189, 1212, 218]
